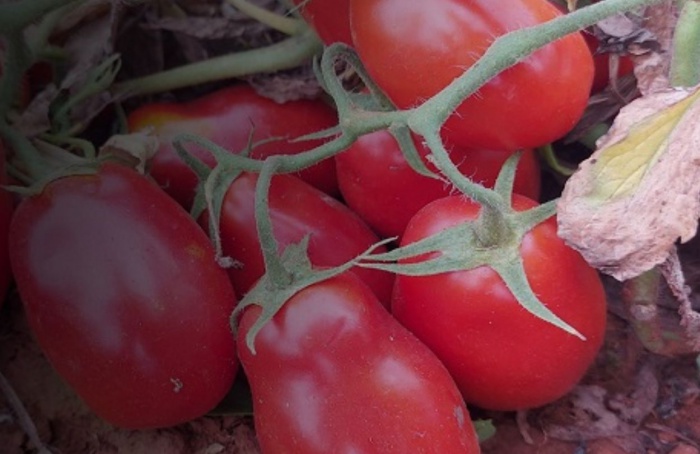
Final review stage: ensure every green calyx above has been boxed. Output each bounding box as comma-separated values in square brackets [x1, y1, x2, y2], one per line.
[5, 145, 136, 197]
[355, 154, 584, 340]
[228, 156, 391, 355]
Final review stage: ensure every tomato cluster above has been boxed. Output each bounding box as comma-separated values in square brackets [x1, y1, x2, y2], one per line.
[2, 0, 612, 451]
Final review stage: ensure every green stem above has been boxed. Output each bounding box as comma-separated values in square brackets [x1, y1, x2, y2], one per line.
[539, 144, 576, 176]
[394, 0, 661, 210]
[422, 130, 508, 210]
[174, 125, 357, 177]
[25, 2, 78, 58]
[113, 28, 322, 98]
[622, 269, 667, 353]
[473, 204, 513, 248]
[227, 0, 303, 35]
[254, 156, 291, 287]
[670, 0, 700, 87]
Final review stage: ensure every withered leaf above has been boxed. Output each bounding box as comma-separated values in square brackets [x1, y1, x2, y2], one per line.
[592, 9, 660, 56]
[633, 1, 678, 95]
[557, 85, 700, 281]
[543, 362, 658, 453]
[100, 130, 159, 173]
[14, 1, 120, 137]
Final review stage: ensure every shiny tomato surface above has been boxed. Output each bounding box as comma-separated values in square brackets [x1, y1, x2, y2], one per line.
[336, 130, 540, 239]
[392, 195, 607, 411]
[238, 272, 481, 454]
[350, 0, 594, 151]
[9, 163, 238, 428]
[215, 172, 394, 306]
[128, 84, 339, 207]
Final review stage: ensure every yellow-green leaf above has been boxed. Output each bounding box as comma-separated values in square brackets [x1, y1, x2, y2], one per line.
[589, 87, 700, 200]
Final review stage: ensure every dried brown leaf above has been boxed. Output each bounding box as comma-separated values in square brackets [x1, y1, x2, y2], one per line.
[246, 65, 323, 102]
[14, 1, 121, 136]
[557, 85, 700, 281]
[100, 130, 159, 173]
[633, 1, 678, 95]
[12, 84, 58, 137]
[660, 249, 700, 349]
[143, 17, 249, 40]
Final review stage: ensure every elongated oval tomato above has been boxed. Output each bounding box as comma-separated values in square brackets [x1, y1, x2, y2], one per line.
[238, 272, 481, 454]
[350, 0, 594, 151]
[9, 163, 238, 428]
[291, 0, 352, 45]
[127, 84, 339, 207]
[215, 172, 394, 306]
[392, 195, 607, 411]
[336, 130, 540, 239]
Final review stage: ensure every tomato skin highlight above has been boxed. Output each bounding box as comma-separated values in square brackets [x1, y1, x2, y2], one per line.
[392, 195, 607, 411]
[336, 130, 541, 239]
[238, 272, 481, 454]
[9, 163, 238, 428]
[215, 172, 394, 306]
[127, 85, 339, 207]
[350, 0, 594, 151]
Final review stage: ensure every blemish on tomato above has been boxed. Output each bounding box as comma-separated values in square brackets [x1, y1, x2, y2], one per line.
[185, 243, 206, 260]
[170, 377, 183, 393]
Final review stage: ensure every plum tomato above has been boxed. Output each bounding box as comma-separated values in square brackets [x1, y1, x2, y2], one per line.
[335, 130, 540, 239]
[238, 271, 481, 454]
[9, 163, 238, 428]
[350, 0, 594, 151]
[127, 84, 339, 207]
[391, 194, 607, 411]
[213, 172, 394, 306]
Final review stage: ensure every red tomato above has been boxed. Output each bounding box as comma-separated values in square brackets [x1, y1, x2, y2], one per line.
[0, 142, 13, 302]
[9, 163, 238, 428]
[214, 172, 394, 306]
[127, 85, 339, 207]
[392, 195, 607, 411]
[350, 0, 594, 151]
[237, 272, 481, 453]
[291, 0, 352, 45]
[336, 130, 541, 239]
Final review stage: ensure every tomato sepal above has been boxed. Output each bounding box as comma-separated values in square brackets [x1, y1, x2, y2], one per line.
[230, 156, 392, 353]
[358, 154, 584, 339]
[172, 131, 251, 266]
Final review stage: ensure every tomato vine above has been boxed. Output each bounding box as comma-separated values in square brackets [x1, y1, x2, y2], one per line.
[0, 0, 674, 364]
